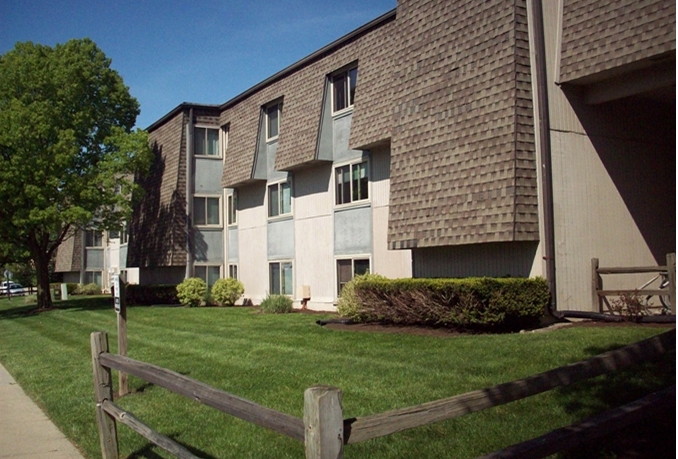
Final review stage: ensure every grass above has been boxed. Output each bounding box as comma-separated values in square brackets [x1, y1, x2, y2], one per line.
[0, 295, 674, 459]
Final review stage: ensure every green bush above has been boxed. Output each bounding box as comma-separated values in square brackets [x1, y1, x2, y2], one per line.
[341, 276, 549, 332]
[260, 294, 293, 314]
[49, 283, 79, 295]
[337, 272, 387, 322]
[210, 278, 245, 306]
[126, 284, 179, 306]
[176, 278, 207, 307]
[76, 283, 102, 295]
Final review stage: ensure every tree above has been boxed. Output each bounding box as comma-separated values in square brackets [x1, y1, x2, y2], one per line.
[0, 39, 152, 309]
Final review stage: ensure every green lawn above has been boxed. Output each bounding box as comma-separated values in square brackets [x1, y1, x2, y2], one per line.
[0, 296, 674, 459]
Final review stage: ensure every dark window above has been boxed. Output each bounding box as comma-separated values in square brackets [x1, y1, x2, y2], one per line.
[337, 258, 370, 295]
[266, 103, 281, 140]
[333, 66, 358, 113]
[335, 161, 368, 205]
[195, 127, 219, 156]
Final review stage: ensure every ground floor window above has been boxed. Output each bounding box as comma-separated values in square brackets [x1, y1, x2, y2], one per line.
[85, 271, 103, 287]
[269, 261, 293, 295]
[194, 265, 221, 287]
[228, 264, 238, 279]
[337, 258, 370, 295]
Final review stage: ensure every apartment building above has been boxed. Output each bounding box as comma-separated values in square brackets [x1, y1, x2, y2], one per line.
[56, 0, 675, 311]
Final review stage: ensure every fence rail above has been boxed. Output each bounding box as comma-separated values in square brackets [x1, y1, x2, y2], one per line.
[91, 329, 675, 459]
[592, 253, 676, 314]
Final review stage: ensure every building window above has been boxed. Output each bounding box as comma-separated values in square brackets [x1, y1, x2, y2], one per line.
[85, 230, 103, 247]
[227, 192, 237, 226]
[337, 258, 370, 295]
[269, 261, 293, 295]
[194, 196, 221, 226]
[266, 103, 281, 141]
[268, 180, 292, 218]
[228, 264, 238, 280]
[332, 66, 358, 113]
[108, 223, 129, 244]
[194, 265, 221, 287]
[335, 160, 368, 205]
[195, 127, 220, 156]
[85, 271, 103, 287]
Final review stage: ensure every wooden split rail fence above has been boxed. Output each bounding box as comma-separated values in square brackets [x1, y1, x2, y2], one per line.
[91, 329, 675, 459]
[592, 253, 676, 314]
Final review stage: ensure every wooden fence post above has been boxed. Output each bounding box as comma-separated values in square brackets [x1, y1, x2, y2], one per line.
[591, 258, 601, 312]
[667, 253, 676, 315]
[304, 386, 344, 459]
[91, 331, 119, 459]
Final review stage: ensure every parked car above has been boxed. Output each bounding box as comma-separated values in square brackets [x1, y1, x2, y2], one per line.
[0, 282, 25, 296]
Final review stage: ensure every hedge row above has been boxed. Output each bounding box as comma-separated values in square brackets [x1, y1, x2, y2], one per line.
[125, 284, 179, 306]
[338, 275, 550, 332]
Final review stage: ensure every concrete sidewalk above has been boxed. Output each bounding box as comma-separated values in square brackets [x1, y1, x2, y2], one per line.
[0, 362, 87, 459]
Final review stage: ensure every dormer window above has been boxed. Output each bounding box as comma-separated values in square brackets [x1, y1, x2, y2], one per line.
[332, 66, 358, 114]
[266, 102, 282, 141]
[194, 127, 220, 157]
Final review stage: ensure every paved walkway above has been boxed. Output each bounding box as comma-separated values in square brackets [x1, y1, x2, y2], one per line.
[0, 362, 87, 459]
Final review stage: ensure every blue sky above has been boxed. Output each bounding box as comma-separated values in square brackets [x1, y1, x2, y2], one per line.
[0, 0, 395, 129]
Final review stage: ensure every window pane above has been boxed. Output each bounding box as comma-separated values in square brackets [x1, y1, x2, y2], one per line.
[86, 230, 103, 247]
[349, 67, 358, 106]
[282, 262, 293, 295]
[267, 105, 279, 139]
[337, 259, 352, 295]
[336, 165, 351, 205]
[229, 264, 238, 279]
[280, 181, 291, 214]
[227, 194, 236, 225]
[194, 197, 206, 225]
[86, 271, 103, 287]
[207, 197, 220, 225]
[354, 259, 370, 276]
[208, 266, 220, 287]
[351, 162, 368, 202]
[270, 263, 281, 294]
[207, 129, 219, 156]
[333, 73, 347, 112]
[268, 184, 279, 217]
[195, 128, 206, 155]
[194, 266, 206, 282]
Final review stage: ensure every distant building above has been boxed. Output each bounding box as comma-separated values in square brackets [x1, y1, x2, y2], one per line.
[56, 0, 675, 311]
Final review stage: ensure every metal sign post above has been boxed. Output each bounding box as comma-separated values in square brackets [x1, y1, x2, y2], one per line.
[112, 274, 128, 396]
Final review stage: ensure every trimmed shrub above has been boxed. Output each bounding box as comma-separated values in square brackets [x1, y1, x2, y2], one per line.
[126, 284, 179, 306]
[176, 278, 207, 307]
[260, 293, 293, 314]
[210, 278, 245, 306]
[337, 272, 387, 322]
[340, 276, 549, 332]
[76, 283, 102, 295]
[49, 283, 79, 295]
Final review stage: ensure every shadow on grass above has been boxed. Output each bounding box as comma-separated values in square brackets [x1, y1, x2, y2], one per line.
[127, 435, 218, 459]
[0, 295, 114, 320]
[554, 342, 676, 459]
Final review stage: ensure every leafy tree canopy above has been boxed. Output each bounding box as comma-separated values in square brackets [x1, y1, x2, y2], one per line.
[0, 38, 152, 308]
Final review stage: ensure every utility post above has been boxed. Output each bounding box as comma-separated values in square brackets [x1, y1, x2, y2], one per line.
[112, 274, 129, 396]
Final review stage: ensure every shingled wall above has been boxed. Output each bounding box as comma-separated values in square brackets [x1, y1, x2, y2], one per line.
[387, 0, 539, 249]
[128, 109, 189, 268]
[54, 228, 83, 272]
[221, 14, 397, 187]
[560, 0, 676, 83]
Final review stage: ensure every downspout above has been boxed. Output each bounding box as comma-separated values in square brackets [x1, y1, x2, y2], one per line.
[527, 0, 558, 314]
[185, 109, 194, 279]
